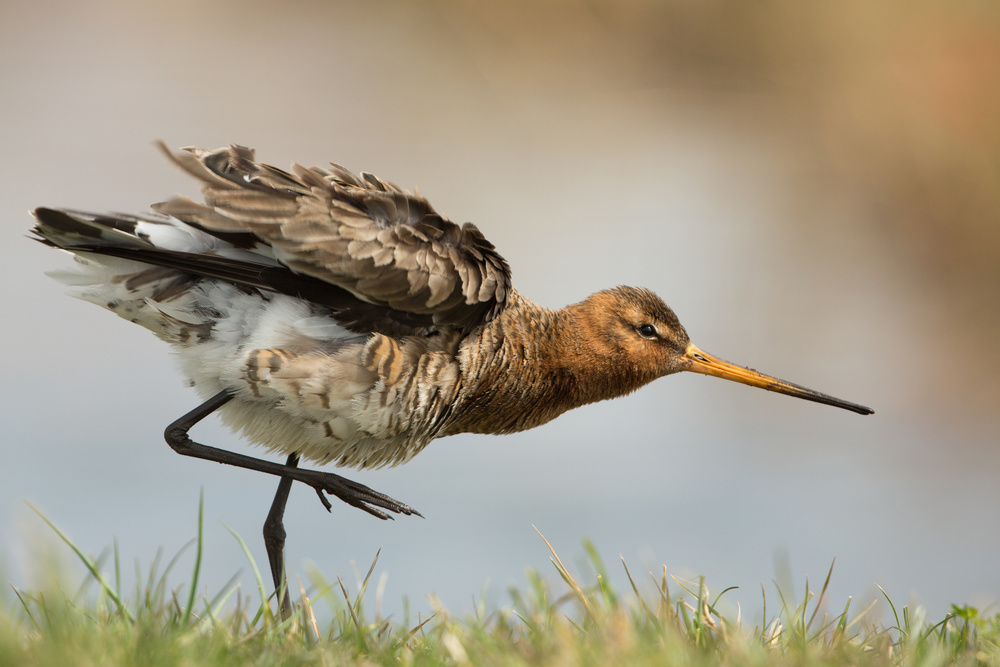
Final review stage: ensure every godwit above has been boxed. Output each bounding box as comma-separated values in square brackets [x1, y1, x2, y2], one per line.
[33, 143, 873, 610]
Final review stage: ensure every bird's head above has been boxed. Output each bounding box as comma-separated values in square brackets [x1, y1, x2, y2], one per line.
[569, 286, 873, 415]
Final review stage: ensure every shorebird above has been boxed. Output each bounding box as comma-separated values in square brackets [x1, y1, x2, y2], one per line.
[33, 143, 873, 611]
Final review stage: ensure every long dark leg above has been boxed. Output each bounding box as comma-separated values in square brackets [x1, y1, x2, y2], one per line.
[164, 391, 421, 519]
[264, 453, 298, 619]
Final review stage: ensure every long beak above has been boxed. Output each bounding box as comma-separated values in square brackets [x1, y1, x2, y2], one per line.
[682, 343, 874, 415]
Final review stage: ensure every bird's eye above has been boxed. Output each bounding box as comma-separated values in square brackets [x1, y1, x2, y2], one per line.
[638, 323, 657, 339]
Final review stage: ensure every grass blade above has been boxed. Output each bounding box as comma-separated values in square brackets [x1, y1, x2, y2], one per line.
[26, 502, 134, 624]
[183, 489, 205, 624]
[533, 526, 594, 621]
[222, 521, 273, 625]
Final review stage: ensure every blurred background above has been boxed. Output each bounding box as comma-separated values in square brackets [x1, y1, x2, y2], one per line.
[2, 0, 999, 624]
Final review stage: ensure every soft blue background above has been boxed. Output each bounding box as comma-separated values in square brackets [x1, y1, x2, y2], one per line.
[3, 0, 998, 626]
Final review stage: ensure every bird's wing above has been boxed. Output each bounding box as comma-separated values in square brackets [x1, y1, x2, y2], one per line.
[153, 143, 512, 333]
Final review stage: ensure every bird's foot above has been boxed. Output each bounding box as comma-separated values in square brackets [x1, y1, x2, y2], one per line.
[297, 469, 422, 520]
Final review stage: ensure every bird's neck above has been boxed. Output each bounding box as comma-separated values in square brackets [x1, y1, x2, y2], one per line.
[549, 296, 664, 405]
[446, 292, 658, 435]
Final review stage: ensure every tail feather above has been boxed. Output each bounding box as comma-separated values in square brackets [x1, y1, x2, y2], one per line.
[32, 207, 222, 253]
[34, 205, 439, 339]
[32, 208, 147, 249]
[32, 208, 216, 343]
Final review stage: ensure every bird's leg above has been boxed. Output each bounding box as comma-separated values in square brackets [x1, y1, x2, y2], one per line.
[264, 453, 298, 620]
[164, 390, 423, 517]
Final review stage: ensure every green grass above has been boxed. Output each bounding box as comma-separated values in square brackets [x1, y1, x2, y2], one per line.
[3, 500, 998, 666]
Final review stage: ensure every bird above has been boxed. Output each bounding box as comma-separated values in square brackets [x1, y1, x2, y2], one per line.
[32, 143, 873, 614]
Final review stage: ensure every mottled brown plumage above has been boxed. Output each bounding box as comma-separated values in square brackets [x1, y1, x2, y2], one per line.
[33, 144, 872, 616]
[155, 143, 511, 336]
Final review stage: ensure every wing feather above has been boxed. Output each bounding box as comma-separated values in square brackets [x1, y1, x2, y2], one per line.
[154, 143, 511, 332]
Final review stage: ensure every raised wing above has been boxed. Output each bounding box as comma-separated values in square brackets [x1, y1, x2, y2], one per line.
[153, 143, 512, 333]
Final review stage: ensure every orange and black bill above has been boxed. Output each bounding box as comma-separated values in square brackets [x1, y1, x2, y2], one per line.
[681, 344, 874, 415]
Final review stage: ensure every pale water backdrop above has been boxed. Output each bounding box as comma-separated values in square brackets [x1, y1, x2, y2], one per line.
[2, 0, 998, 624]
